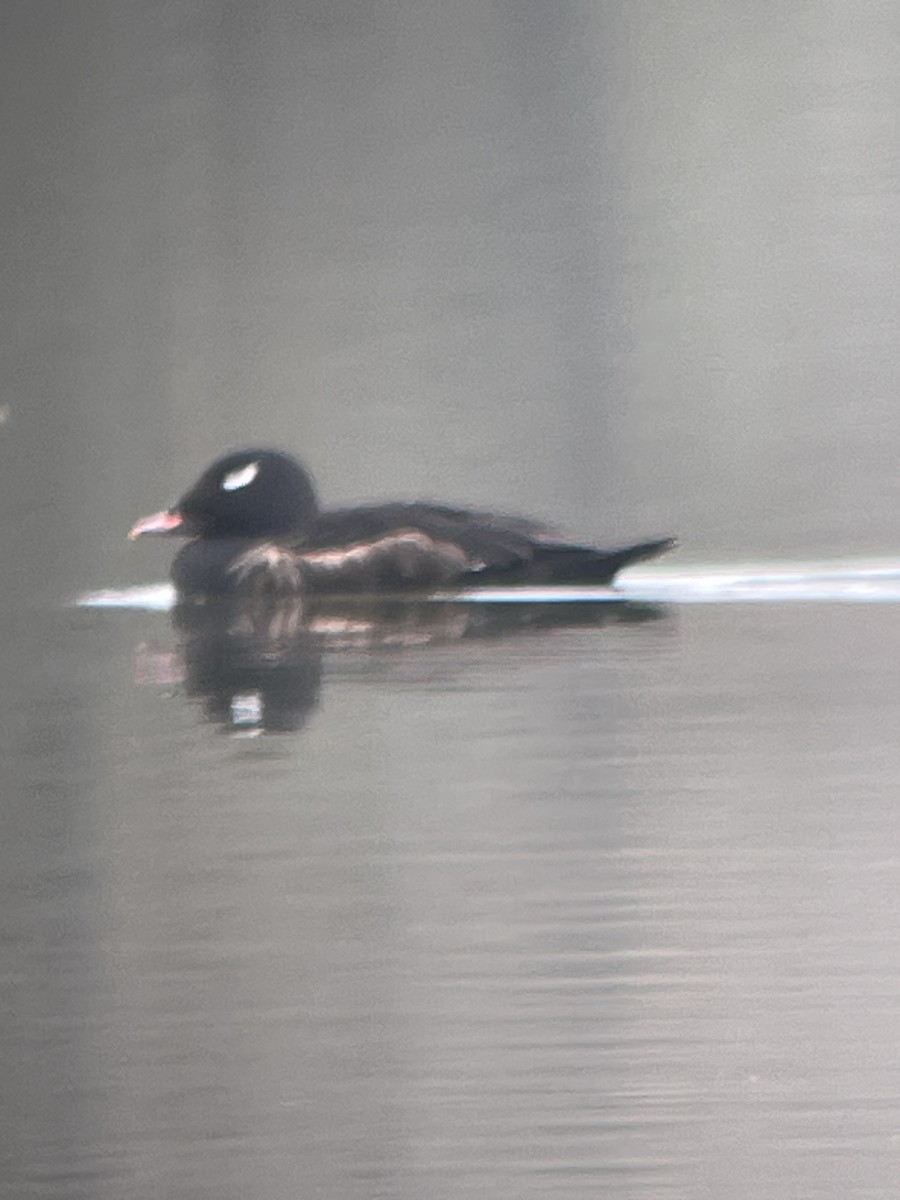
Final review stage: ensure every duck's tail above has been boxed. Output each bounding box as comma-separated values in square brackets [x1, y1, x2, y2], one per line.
[592, 536, 678, 582]
[523, 536, 677, 586]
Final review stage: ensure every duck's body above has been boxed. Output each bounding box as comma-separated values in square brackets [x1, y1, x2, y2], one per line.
[129, 449, 675, 598]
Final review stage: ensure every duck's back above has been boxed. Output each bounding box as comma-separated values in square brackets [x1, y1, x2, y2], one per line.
[294, 503, 673, 590]
[301, 502, 555, 569]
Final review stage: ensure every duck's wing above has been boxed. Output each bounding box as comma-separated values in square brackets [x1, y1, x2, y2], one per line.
[226, 528, 676, 595]
[466, 536, 677, 586]
[223, 504, 541, 595]
[301, 503, 557, 572]
[289, 504, 675, 591]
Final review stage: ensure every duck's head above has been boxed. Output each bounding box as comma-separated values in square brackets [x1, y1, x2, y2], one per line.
[129, 449, 319, 541]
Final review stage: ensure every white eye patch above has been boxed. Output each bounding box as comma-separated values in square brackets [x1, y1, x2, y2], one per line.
[221, 461, 260, 492]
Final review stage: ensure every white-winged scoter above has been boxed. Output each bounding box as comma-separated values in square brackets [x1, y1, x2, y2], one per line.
[129, 448, 675, 596]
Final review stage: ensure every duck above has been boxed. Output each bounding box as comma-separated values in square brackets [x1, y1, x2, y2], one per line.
[129, 448, 675, 597]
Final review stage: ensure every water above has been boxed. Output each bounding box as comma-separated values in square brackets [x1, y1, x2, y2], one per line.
[5, 578, 900, 1198]
[5, 2, 900, 1197]
[76, 557, 900, 609]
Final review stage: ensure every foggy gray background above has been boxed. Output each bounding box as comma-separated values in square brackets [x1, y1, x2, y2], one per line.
[5, 1, 900, 599]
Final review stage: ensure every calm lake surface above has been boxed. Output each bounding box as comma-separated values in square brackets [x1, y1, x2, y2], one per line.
[4, 3, 900, 1198]
[5, 594, 900, 1199]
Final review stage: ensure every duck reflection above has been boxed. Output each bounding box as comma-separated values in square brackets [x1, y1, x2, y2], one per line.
[173, 600, 324, 733]
[138, 596, 668, 735]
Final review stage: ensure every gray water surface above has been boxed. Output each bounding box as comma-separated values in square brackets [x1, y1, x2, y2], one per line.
[4, 593, 900, 1199]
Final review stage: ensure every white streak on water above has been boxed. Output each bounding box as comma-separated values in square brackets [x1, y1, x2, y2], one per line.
[77, 584, 176, 611]
[74, 559, 900, 611]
